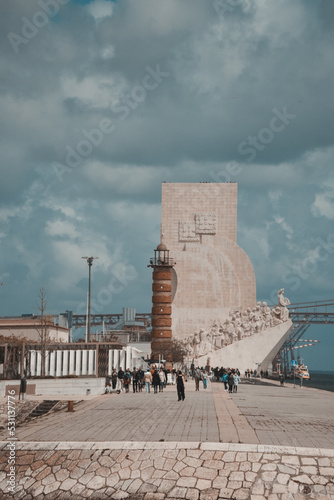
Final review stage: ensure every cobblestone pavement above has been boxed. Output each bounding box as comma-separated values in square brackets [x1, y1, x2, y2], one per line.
[1, 441, 334, 499]
[1, 381, 334, 499]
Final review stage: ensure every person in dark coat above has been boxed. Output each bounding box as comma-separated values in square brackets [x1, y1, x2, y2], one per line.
[177, 370, 185, 401]
[194, 368, 201, 391]
[123, 369, 131, 393]
[132, 368, 138, 393]
[152, 369, 160, 394]
[111, 369, 118, 390]
[20, 374, 27, 400]
[228, 372, 234, 394]
[118, 367, 124, 391]
[137, 367, 144, 392]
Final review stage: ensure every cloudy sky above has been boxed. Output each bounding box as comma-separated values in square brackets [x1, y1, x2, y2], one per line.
[1, 0, 333, 370]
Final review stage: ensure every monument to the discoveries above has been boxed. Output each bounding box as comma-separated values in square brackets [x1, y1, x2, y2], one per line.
[158, 182, 292, 372]
[161, 182, 255, 338]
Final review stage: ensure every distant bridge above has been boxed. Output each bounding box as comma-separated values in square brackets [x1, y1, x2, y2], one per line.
[71, 313, 151, 329]
[277, 300, 334, 373]
[70, 300, 334, 329]
[288, 300, 334, 324]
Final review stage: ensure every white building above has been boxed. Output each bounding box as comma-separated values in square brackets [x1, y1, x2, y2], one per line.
[0, 316, 69, 343]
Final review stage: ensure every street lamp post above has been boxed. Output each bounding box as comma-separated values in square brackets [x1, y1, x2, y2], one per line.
[82, 257, 98, 342]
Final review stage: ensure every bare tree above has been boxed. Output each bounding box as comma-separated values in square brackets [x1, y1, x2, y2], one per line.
[161, 339, 186, 365]
[35, 288, 52, 377]
[0, 333, 31, 379]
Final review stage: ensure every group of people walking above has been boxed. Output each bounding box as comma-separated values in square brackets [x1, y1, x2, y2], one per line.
[104, 365, 186, 401]
[106, 366, 168, 394]
[105, 365, 242, 400]
[220, 369, 240, 393]
[193, 367, 209, 391]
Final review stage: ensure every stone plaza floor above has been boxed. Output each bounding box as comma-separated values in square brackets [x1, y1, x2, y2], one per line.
[5, 378, 334, 449]
[1, 379, 334, 499]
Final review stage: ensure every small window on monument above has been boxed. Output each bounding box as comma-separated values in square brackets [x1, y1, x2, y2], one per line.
[161, 285, 163, 289]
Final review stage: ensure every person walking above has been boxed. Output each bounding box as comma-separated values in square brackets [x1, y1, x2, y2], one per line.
[111, 369, 118, 390]
[20, 374, 27, 400]
[137, 366, 144, 392]
[221, 372, 228, 391]
[117, 367, 124, 392]
[152, 369, 160, 394]
[202, 370, 208, 390]
[123, 369, 131, 393]
[194, 368, 201, 391]
[176, 370, 185, 401]
[144, 369, 152, 393]
[159, 368, 165, 392]
[228, 371, 234, 394]
[132, 368, 138, 393]
[233, 372, 240, 393]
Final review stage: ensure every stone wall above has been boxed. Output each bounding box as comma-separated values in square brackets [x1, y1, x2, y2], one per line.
[1, 441, 333, 499]
[161, 183, 256, 340]
[0, 377, 106, 398]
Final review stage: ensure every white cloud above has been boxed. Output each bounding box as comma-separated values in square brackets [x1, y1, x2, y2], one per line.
[86, 0, 113, 21]
[40, 200, 83, 221]
[101, 46, 115, 59]
[45, 220, 80, 239]
[60, 74, 126, 109]
[311, 191, 334, 220]
[82, 162, 169, 196]
[1, 0, 334, 345]
[239, 226, 270, 260]
[273, 215, 294, 240]
[0, 207, 20, 222]
[269, 190, 283, 202]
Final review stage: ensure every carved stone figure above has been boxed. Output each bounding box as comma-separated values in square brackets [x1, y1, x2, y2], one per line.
[200, 329, 215, 355]
[262, 302, 273, 328]
[225, 319, 237, 344]
[271, 306, 282, 326]
[192, 331, 201, 357]
[212, 324, 224, 349]
[235, 317, 244, 340]
[278, 288, 290, 321]
[183, 289, 291, 361]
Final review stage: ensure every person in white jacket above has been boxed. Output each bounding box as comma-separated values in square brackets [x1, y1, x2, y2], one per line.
[159, 368, 165, 392]
[144, 370, 152, 393]
[233, 372, 240, 393]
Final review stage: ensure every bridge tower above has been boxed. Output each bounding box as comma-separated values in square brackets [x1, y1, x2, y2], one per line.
[148, 242, 175, 364]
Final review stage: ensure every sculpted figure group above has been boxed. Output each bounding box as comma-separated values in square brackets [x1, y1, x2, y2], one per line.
[180, 289, 291, 359]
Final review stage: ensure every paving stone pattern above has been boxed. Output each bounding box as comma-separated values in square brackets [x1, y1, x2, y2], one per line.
[1, 441, 334, 499]
[6, 381, 334, 448]
[1, 381, 334, 498]
[9, 385, 220, 443]
[232, 383, 334, 449]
